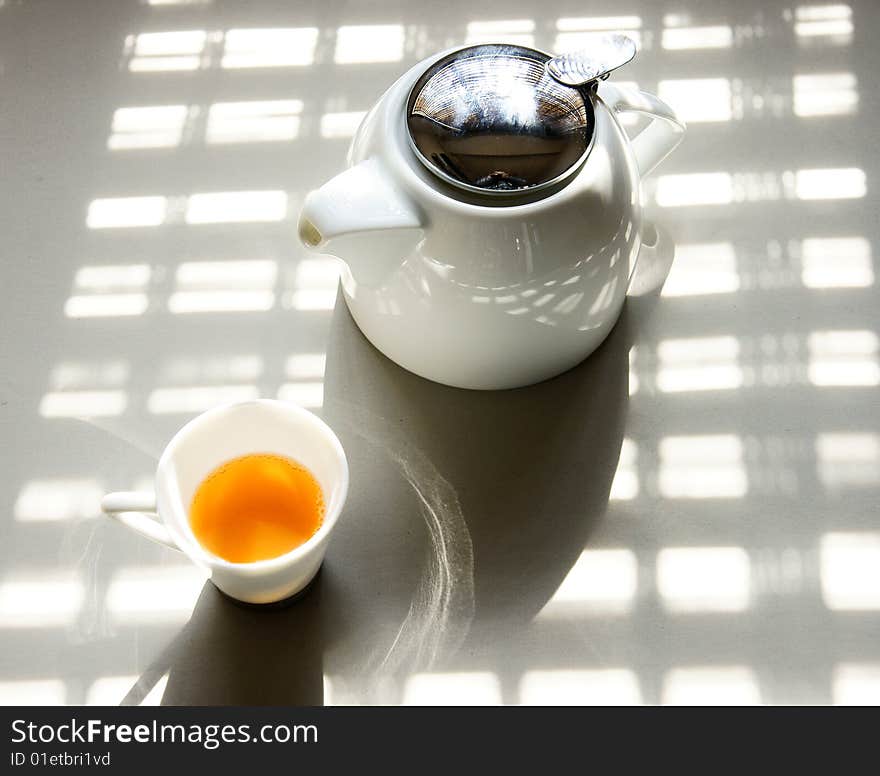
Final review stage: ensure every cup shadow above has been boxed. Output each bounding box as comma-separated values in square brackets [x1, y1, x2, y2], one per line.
[123, 574, 325, 706]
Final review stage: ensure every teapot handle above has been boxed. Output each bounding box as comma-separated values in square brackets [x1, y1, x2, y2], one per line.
[598, 83, 686, 178]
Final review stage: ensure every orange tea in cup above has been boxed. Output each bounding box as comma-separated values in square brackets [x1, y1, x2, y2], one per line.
[189, 453, 324, 563]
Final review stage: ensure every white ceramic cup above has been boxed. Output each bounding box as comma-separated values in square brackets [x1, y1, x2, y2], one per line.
[101, 400, 349, 605]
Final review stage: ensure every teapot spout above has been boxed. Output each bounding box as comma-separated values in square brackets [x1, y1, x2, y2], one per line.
[298, 159, 423, 286]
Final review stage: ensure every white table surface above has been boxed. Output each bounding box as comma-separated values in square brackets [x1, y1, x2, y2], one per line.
[1, 0, 878, 705]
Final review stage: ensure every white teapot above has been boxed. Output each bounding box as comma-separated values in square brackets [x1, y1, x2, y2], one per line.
[299, 36, 684, 389]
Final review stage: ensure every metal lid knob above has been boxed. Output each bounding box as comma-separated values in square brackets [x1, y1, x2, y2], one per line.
[405, 35, 636, 197]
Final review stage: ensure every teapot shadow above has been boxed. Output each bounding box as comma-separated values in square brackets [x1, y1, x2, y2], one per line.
[322, 223, 673, 681]
[324, 288, 631, 635]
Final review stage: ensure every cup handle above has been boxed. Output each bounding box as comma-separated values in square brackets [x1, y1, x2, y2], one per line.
[598, 82, 686, 178]
[101, 491, 181, 551]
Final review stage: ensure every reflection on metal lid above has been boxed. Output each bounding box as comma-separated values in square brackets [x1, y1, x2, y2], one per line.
[406, 44, 593, 196]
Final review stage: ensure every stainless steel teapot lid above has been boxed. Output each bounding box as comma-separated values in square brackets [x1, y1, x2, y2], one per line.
[406, 35, 636, 197]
